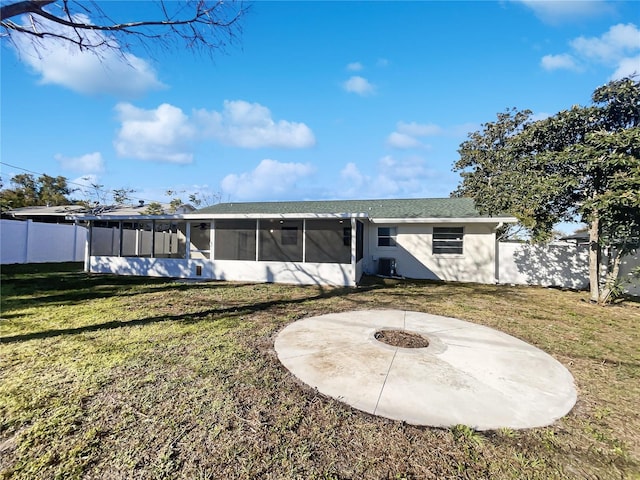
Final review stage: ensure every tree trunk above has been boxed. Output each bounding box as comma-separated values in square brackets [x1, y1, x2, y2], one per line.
[588, 214, 600, 303]
[599, 247, 624, 304]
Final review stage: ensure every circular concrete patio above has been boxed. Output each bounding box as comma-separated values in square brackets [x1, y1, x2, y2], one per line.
[274, 310, 577, 431]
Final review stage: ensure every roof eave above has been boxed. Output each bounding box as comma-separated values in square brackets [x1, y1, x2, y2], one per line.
[68, 212, 370, 221]
[370, 216, 519, 224]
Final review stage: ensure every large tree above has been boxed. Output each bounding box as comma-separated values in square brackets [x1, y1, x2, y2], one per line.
[0, 173, 73, 210]
[1, 0, 244, 55]
[454, 77, 640, 303]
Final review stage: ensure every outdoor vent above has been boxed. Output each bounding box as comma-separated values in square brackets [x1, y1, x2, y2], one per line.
[378, 258, 397, 277]
[195, 265, 202, 276]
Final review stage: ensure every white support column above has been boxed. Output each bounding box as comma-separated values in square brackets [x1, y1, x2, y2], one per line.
[210, 220, 215, 260]
[255, 219, 260, 261]
[118, 221, 124, 257]
[351, 218, 357, 283]
[85, 222, 92, 272]
[185, 222, 191, 260]
[302, 219, 307, 263]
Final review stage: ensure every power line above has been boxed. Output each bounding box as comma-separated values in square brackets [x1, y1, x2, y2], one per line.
[0, 161, 165, 204]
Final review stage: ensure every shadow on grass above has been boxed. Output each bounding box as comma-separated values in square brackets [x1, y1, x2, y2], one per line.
[1, 267, 254, 313]
[0, 282, 383, 344]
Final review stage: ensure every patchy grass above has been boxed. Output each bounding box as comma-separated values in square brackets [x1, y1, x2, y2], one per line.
[1, 264, 639, 479]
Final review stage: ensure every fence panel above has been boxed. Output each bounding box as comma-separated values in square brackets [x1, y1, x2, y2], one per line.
[498, 241, 589, 290]
[1, 219, 86, 264]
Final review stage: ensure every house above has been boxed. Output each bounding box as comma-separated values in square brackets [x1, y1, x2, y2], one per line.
[72, 198, 517, 287]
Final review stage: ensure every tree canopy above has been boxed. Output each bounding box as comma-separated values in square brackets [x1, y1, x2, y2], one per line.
[454, 77, 640, 303]
[1, 0, 245, 55]
[0, 173, 73, 210]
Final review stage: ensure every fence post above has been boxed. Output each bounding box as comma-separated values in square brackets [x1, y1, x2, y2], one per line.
[24, 220, 33, 263]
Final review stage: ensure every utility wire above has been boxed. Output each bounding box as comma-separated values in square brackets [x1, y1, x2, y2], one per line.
[0, 161, 165, 204]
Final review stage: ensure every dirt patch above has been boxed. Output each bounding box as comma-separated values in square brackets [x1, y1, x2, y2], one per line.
[374, 329, 430, 348]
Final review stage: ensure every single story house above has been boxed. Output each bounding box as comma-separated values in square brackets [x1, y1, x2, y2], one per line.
[71, 198, 517, 287]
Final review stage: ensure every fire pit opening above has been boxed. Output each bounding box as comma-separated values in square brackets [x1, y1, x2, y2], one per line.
[374, 329, 430, 349]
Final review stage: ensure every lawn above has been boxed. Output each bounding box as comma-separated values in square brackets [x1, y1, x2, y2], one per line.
[1, 263, 639, 479]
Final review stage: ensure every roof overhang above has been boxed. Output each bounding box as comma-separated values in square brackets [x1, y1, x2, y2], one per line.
[369, 216, 518, 224]
[68, 212, 370, 221]
[69, 213, 517, 224]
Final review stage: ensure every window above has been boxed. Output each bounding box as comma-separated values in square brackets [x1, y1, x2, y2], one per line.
[281, 226, 298, 245]
[433, 227, 464, 255]
[378, 227, 397, 247]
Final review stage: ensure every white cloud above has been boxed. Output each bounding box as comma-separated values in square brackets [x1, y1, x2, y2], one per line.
[611, 55, 640, 79]
[376, 58, 390, 67]
[338, 155, 438, 198]
[571, 23, 640, 63]
[195, 100, 316, 148]
[386, 132, 423, 149]
[114, 103, 195, 164]
[55, 152, 105, 173]
[516, 0, 615, 24]
[397, 121, 444, 137]
[541, 23, 640, 78]
[346, 62, 364, 71]
[541, 54, 580, 71]
[11, 13, 164, 97]
[343, 76, 375, 96]
[386, 121, 446, 149]
[221, 159, 316, 201]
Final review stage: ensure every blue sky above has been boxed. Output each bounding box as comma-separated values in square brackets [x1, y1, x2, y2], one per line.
[1, 0, 639, 208]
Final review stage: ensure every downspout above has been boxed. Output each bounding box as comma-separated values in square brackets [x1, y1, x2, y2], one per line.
[494, 222, 504, 284]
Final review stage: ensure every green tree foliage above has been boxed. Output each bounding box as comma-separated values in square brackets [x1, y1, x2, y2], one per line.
[0, 173, 73, 211]
[454, 77, 640, 303]
[143, 202, 164, 215]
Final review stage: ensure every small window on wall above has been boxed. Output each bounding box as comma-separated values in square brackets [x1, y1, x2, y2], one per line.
[433, 227, 464, 255]
[377, 227, 397, 247]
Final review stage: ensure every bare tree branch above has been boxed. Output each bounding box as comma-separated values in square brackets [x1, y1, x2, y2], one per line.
[1, 0, 246, 55]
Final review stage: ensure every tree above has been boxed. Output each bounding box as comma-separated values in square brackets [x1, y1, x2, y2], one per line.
[454, 77, 640, 304]
[143, 201, 164, 215]
[0, 173, 73, 210]
[1, 0, 245, 56]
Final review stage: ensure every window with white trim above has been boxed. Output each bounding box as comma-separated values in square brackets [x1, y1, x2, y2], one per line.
[433, 227, 464, 255]
[377, 227, 397, 247]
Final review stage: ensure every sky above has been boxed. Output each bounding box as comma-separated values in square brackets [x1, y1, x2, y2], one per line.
[1, 0, 639, 210]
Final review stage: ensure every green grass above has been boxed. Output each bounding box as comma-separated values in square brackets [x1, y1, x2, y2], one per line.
[1, 264, 639, 479]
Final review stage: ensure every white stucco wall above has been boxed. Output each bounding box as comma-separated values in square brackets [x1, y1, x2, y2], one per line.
[89, 256, 356, 286]
[364, 223, 498, 284]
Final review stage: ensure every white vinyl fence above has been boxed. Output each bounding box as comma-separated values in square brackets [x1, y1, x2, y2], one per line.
[1, 219, 86, 264]
[498, 241, 639, 297]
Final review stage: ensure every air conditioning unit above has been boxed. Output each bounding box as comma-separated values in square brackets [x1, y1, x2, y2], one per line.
[378, 258, 397, 277]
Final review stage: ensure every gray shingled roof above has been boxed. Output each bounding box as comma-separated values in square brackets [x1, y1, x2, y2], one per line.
[197, 197, 501, 219]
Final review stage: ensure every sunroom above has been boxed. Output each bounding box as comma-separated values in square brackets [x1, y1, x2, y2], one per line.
[81, 213, 366, 286]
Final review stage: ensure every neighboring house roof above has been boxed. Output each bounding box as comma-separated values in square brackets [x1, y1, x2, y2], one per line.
[9, 203, 195, 221]
[197, 198, 515, 223]
[6, 205, 87, 218]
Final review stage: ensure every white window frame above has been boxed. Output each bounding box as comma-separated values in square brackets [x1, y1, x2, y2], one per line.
[432, 227, 464, 255]
[377, 226, 397, 247]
